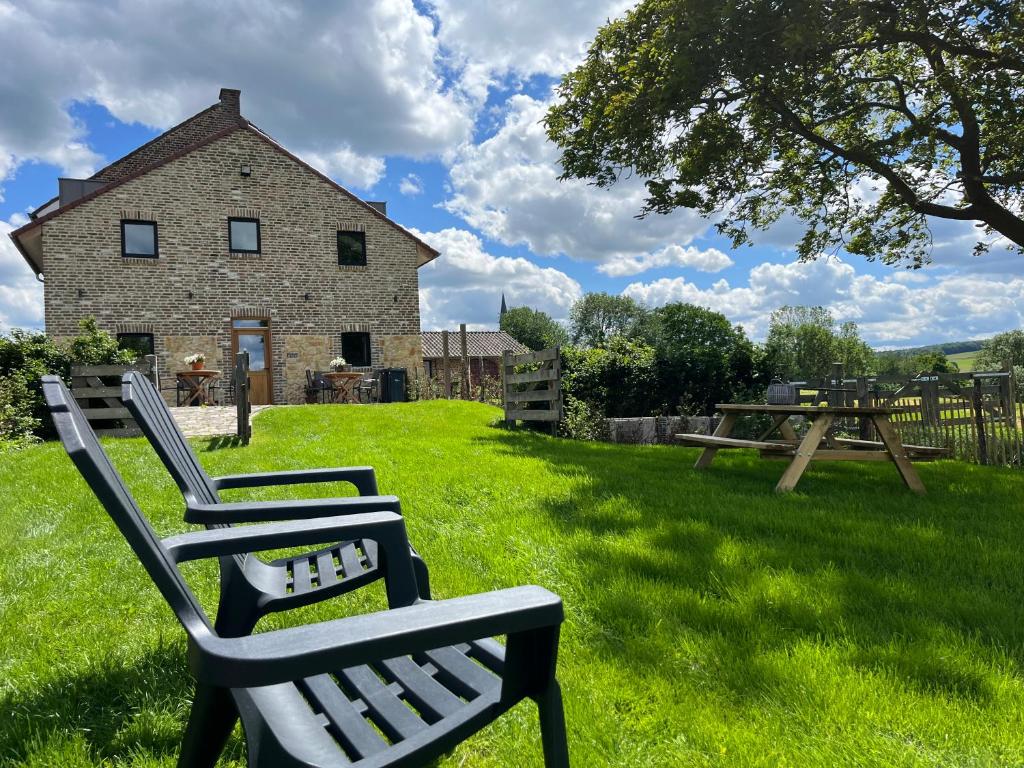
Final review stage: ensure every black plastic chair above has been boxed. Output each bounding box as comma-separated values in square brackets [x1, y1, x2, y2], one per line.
[42, 375, 569, 768]
[121, 371, 431, 636]
[305, 369, 333, 404]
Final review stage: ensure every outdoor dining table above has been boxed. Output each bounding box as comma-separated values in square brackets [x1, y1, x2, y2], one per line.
[322, 371, 363, 403]
[678, 403, 936, 494]
[175, 369, 222, 406]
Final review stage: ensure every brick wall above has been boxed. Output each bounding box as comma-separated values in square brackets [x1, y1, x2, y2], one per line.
[40, 128, 424, 404]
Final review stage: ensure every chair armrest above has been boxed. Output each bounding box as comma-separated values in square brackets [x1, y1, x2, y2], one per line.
[190, 586, 564, 688]
[165, 511, 421, 608]
[164, 511, 401, 562]
[212, 466, 379, 496]
[184, 495, 401, 524]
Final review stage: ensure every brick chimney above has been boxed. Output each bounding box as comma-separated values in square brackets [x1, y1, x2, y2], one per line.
[219, 88, 241, 115]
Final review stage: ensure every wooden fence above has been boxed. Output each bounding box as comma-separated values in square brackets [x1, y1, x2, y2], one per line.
[791, 362, 1022, 466]
[502, 347, 562, 429]
[70, 356, 158, 437]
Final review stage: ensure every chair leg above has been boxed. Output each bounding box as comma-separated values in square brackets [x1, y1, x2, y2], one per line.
[535, 681, 570, 768]
[177, 683, 238, 768]
[214, 558, 263, 638]
[412, 552, 431, 600]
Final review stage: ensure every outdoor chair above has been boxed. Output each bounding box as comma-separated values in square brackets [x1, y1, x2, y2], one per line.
[42, 375, 570, 768]
[305, 368, 333, 404]
[356, 371, 380, 404]
[121, 370, 431, 635]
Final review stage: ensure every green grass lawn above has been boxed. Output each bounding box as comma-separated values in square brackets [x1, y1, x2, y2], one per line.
[2, 401, 1024, 767]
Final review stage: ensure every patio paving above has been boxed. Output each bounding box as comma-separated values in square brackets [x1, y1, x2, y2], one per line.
[169, 405, 273, 438]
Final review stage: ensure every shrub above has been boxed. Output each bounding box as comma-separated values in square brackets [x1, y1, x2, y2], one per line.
[0, 318, 136, 441]
[0, 373, 41, 449]
[559, 395, 610, 441]
[561, 336, 659, 419]
[66, 318, 136, 367]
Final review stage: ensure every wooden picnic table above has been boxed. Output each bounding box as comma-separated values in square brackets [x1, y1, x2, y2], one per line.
[175, 370, 222, 406]
[678, 403, 939, 494]
[322, 371, 363, 403]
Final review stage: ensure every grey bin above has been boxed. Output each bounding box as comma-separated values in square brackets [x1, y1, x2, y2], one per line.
[379, 368, 407, 403]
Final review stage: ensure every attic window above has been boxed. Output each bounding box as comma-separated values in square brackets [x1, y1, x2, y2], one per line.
[229, 217, 261, 253]
[121, 220, 158, 258]
[337, 230, 366, 266]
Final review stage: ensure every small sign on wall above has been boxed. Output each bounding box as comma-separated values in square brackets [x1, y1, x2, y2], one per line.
[286, 352, 299, 359]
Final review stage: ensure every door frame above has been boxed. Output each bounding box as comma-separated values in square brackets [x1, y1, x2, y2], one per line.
[231, 319, 273, 404]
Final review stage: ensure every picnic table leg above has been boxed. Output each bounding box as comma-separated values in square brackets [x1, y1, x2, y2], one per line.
[758, 414, 799, 442]
[871, 415, 926, 494]
[775, 413, 834, 493]
[694, 413, 737, 469]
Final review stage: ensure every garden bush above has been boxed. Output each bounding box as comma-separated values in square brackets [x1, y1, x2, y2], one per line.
[0, 319, 135, 443]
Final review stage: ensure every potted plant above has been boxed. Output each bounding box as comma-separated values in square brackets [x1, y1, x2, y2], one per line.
[329, 356, 350, 372]
[184, 353, 206, 371]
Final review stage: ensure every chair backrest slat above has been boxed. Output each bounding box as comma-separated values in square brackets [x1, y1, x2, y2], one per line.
[42, 376, 212, 637]
[121, 372, 221, 507]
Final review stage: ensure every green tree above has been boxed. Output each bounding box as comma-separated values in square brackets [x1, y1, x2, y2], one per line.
[977, 329, 1024, 369]
[651, 302, 757, 414]
[546, 1, 1024, 267]
[499, 306, 569, 351]
[569, 292, 650, 347]
[909, 350, 959, 373]
[764, 306, 873, 379]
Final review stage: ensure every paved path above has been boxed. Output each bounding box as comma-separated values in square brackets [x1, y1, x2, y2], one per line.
[169, 405, 273, 438]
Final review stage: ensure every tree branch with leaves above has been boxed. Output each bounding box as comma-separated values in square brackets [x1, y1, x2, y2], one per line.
[545, 0, 1024, 266]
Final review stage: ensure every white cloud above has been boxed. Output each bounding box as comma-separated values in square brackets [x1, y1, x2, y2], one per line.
[445, 94, 711, 264]
[300, 147, 386, 191]
[0, 218, 44, 332]
[597, 244, 734, 276]
[622, 258, 1024, 346]
[413, 227, 581, 329]
[399, 173, 424, 196]
[430, 0, 631, 102]
[0, 0, 472, 195]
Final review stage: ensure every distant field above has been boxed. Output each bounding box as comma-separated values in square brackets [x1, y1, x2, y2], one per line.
[948, 350, 982, 372]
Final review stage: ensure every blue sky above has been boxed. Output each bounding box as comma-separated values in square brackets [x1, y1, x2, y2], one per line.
[1, 0, 1021, 347]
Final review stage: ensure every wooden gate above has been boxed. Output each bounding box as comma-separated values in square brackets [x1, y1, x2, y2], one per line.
[71, 356, 158, 437]
[502, 347, 562, 428]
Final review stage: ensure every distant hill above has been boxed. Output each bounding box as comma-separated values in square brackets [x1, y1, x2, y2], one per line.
[875, 339, 987, 357]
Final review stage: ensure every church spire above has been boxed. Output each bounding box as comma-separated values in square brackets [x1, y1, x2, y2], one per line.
[500, 292, 508, 319]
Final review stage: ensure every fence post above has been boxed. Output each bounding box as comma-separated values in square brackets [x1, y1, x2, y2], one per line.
[459, 324, 470, 401]
[502, 350, 512, 425]
[235, 351, 251, 445]
[973, 376, 988, 465]
[856, 376, 873, 440]
[441, 330, 451, 399]
[829, 363, 843, 408]
[143, 354, 159, 388]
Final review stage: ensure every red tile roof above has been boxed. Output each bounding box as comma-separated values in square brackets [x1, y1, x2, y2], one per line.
[421, 331, 529, 359]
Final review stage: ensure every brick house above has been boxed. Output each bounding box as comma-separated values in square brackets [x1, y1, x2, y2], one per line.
[9, 88, 439, 404]
[421, 331, 528, 388]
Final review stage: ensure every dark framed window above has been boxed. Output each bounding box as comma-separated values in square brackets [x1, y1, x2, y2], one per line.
[337, 230, 367, 266]
[341, 332, 371, 367]
[120, 220, 158, 258]
[117, 332, 155, 360]
[229, 217, 261, 253]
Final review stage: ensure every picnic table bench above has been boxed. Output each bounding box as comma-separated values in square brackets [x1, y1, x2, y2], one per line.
[678, 403, 944, 494]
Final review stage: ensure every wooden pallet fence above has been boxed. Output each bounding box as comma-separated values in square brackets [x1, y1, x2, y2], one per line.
[502, 347, 562, 427]
[70, 356, 158, 437]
